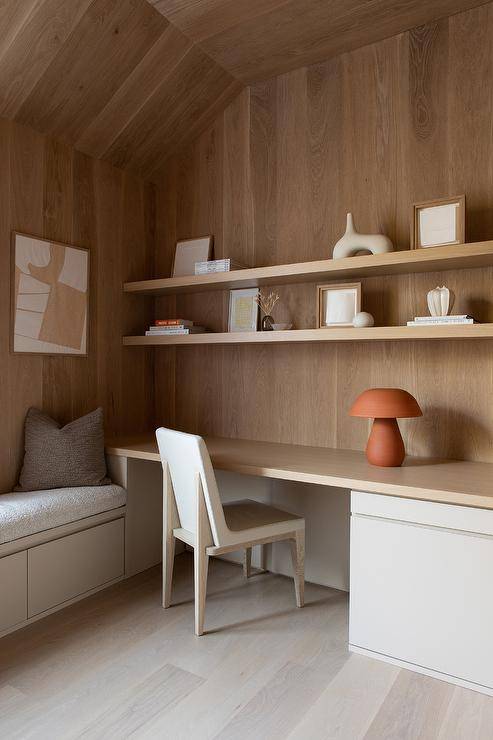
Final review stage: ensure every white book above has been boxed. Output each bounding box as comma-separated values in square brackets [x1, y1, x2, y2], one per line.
[412, 314, 474, 323]
[146, 327, 206, 336]
[407, 319, 474, 326]
[148, 324, 192, 331]
[195, 259, 246, 275]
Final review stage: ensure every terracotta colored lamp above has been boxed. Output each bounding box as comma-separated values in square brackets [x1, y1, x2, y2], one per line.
[350, 388, 422, 467]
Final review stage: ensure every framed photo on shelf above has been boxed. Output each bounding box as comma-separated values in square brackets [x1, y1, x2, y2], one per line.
[11, 231, 89, 355]
[317, 282, 361, 328]
[171, 235, 213, 277]
[411, 196, 465, 249]
[228, 288, 259, 332]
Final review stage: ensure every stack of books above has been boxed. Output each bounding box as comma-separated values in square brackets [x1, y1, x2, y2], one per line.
[194, 258, 246, 275]
[407, 315, 477, 327]
[145, 320, 207, 336]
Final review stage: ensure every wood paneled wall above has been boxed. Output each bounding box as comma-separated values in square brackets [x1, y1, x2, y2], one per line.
[154, 3, 493, 463]
[0, 118, 155, 492]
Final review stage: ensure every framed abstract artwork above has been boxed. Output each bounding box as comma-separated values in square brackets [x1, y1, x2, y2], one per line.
[171, 235, 213, 277]
[411, 195, 465, 249]
[317, 282, 361, 328]
[11, 232, 89, 355]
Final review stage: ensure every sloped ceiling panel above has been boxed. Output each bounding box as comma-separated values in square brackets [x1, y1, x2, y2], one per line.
[0, 0, 241, 180]
[150, 0, 491, 82]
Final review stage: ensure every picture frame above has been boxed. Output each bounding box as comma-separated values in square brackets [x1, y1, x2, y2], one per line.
[228, 288, 259, 332]
[317, 282, 361, 328]
[11, 231, 89, 356]
[411, 195, 465, 249]
[171, 235, 213, 277]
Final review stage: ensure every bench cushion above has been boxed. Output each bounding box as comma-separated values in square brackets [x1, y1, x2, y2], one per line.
[0, 485, 126, 545]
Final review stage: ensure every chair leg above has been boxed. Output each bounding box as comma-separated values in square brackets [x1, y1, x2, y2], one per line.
[162, 531, 176, 608]
[243, 547, 252, 578]
[290, 530, 305, 608]
[194, 546, 209, 636]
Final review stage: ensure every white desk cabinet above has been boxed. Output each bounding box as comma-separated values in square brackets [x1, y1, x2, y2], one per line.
[349, 491, 493, 695]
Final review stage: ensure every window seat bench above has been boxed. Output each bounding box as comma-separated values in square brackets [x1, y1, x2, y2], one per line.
[0, 485, 127, 637]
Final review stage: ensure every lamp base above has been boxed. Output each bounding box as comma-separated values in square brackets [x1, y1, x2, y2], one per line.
[366, 417, 405, 467]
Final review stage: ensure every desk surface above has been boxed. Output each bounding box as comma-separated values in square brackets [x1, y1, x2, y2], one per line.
[105, 434, 493, 510]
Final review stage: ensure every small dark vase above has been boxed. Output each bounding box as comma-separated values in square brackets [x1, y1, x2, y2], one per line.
[261, 314, 274, 331]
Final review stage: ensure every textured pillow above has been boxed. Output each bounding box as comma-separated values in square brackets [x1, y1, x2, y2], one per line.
[16, 407, 110, 492]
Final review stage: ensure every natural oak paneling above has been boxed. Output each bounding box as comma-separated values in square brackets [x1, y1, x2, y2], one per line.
[0, 118, 155, 493]
[150, 0, 490, 82]
[154, 3, 493, 464]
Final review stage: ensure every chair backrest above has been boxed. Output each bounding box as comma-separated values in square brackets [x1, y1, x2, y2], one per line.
[155, 427, 227, 546]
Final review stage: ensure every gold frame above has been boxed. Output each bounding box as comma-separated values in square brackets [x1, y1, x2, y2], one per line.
[411, 195, 465, 249]
[317, 282, 361, 328]
[10, 231, 90, 357]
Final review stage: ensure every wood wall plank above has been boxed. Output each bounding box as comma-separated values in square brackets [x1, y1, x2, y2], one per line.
[155, 4, 493, 464]
[0, 118, 155, 492]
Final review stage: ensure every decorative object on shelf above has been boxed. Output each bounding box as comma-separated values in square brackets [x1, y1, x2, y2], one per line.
[228, 288, 259, 332]
[317, 282, 361, 328]
[352, 311, 374, 328]
[172, 235, 213, 277]
[11, 231, 89, 355]
[194, 258, 246, 275]
[350, 388, 422, 467]
[427, 285, 455, 316]
[411, 196, 465, 249]
[272, 323, 293, 331]
[332, 213, 393, 259]
[255, 291, 280, 331]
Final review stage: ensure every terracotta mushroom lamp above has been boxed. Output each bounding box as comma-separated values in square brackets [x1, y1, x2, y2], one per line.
[350, 388, 422, 467]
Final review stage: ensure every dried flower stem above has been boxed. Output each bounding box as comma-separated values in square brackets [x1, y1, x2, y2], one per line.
[256, 290, 280, 316]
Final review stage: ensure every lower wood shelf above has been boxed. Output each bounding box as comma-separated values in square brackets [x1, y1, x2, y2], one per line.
[123, 324, 493, 346]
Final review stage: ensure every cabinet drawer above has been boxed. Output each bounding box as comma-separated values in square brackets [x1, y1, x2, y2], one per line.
[0, 551, 27, 632]
[28, 518, 124, 617]
[350, 510, 493, 690]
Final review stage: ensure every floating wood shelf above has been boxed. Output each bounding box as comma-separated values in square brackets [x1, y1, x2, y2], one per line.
[124, 241, 493, 296]
[123, 323, 493, 346]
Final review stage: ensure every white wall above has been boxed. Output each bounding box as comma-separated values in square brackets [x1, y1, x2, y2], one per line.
[216, 470, 350, 591]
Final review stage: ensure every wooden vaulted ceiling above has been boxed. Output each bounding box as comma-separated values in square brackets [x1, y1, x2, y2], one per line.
[0, 0, 489, 181]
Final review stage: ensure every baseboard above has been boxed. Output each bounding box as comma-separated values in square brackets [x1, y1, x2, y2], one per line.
[349, 643, 493, 697]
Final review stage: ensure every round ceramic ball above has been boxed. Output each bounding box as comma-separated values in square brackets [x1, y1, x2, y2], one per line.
[353, 311, 374, 328]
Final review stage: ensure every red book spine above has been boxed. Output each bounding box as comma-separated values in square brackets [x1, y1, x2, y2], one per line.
[155, 319, 190, 326]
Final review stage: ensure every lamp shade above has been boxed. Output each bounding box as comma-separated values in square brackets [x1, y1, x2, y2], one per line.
[350, 388, 422, 420]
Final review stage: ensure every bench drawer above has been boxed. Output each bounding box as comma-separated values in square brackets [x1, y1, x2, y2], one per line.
[0, 551, 27, 632]
[28, 518, 124, 617]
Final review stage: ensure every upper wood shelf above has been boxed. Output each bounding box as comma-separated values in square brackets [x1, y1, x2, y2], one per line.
[124, 241, 493, 296]
[123, 323, 493, 346]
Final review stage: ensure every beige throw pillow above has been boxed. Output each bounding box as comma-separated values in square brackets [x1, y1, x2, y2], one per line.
[16, 407, 110, 492]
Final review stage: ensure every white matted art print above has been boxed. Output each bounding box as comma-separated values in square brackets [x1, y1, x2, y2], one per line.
[11, 232, 89, 355]
[317, 283, 361, 328]
[228, 288, 259, 332]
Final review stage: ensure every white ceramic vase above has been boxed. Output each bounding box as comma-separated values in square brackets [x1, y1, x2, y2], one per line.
[427, 286, 455, 316]
[332, 213, 394, 259]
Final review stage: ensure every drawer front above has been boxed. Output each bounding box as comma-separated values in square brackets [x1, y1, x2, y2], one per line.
[351, 490, 493, 536]
[350, 512, 493, 689]
[28, 518, 124, 617]
[0, 551, 27, 632]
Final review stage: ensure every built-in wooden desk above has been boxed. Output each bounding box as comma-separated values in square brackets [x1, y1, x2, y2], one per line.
[105, 434, 493, 510]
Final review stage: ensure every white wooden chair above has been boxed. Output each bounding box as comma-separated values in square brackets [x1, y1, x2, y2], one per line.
[156, 427, 305, 636]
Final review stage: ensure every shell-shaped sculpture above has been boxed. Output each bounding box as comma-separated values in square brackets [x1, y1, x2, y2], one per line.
[427, 286, 455, 317]
[332, 213, 394, 259]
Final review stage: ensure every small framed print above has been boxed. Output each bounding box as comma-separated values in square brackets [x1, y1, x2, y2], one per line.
[228, 288, 259, 332]
[11, 232, 89, 355]
[411, 196, 465, 249]
[317, 282, 361, 328]
[171, 235, 213, 277]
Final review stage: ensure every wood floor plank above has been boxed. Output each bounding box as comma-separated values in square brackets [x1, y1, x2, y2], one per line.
[288, 654, 399, 740]
[79, 664, 204, 738]
[364, 670, 454, 740]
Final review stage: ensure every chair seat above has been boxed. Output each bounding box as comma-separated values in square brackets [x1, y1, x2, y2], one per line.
[223, 499, 304, 532]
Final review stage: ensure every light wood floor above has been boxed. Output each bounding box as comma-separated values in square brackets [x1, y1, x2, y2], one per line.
[1, 554, 493, 739]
